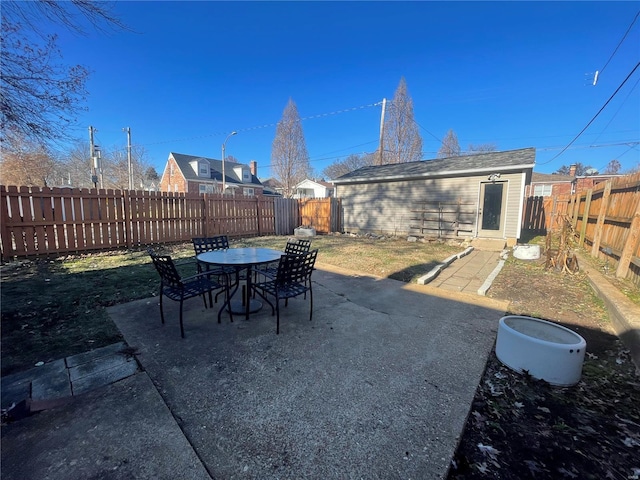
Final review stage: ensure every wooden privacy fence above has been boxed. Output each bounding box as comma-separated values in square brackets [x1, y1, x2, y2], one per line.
[299, 197, 342, 234]
[524, 173, 640, 284]
[0, 186, 342, 260]
[522, 195, 571, 233]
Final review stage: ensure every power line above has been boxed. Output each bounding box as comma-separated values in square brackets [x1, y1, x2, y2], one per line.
[538, 61, 640, 165]
[128, 100, 382, 151]
[599, 10, 640, 78]
[591, 75, 640, 144]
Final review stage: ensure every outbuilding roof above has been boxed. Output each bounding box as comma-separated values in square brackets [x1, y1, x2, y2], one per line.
[333, 147, 536, 184]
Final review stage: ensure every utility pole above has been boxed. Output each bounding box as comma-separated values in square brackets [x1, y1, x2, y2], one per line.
[378, 98, 387, 166]
[124, 127, 133, 190]
[221, 131, 237, 194]
[89, 126, 98, 188]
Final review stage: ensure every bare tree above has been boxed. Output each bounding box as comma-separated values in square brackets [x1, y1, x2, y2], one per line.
[1, 1, 124, 149]
[323, 152, 376, 180]
[555, 163, 593, 176]
[59, 141, 92, 188]
[603, 159, 621, 174]
[467, 143, 498, 154]
[97, 144, 153, 190]
[438, 129, 461, 158]
[0, 133, 59, 186]
[381, 77, 423, 164]
[271, 98, 310, 197]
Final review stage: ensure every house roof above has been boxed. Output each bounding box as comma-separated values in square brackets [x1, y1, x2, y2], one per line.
[295, 178, 335, 189]
[260, 177, 284, 189]
[531, 172, 574, 183]
[169, 152, 263, 187]
[531, 172, 622, 183]
[332, 148, 536, 184]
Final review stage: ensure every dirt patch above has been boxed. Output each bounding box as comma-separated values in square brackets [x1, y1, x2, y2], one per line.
[448, 256, 640, 480]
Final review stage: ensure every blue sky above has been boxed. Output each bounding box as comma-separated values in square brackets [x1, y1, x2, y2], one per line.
[55, 1, 639, 179]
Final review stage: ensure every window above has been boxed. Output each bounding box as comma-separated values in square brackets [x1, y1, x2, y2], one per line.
[198, 161, 209, 176]
[533, 184, 552, 197]
[199, 184, 207, 194]
[242, 169, 250, 181]
[243, 187, 254, 196]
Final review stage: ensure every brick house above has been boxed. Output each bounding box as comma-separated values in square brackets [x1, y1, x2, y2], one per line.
[526, 164, 621, 197]
[159, 152, 264, 195]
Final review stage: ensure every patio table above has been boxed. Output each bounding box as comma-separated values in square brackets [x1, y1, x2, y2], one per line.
[196, 247, 283, 319]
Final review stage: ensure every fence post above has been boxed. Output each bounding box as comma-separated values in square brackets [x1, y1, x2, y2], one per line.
[124, 190, 132, 249]
[591, 180, 612, 256]
[578, 189, 593, 247]
[256, 196, 262, 236]
[571, 194, 580, 230]
[617, 208, 640, 279]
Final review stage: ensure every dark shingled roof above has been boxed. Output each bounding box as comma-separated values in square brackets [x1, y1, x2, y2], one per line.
[170, 152, 263, 187]
[333, 148, 536, 184]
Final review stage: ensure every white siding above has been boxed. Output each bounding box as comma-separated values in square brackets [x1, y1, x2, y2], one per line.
[337, 171, 526, 240]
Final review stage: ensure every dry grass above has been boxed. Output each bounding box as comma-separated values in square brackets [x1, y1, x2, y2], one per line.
[0, 235, 461, 376]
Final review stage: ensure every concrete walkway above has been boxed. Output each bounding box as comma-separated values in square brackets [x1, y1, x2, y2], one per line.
[427, 249, 503, 295]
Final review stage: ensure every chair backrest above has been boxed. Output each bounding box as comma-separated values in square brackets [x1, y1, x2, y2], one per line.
[149, 251, 183, 288]
[284, 238, 311, 256]
[276, 249, 318, 286]
[192, 236, 229, 255]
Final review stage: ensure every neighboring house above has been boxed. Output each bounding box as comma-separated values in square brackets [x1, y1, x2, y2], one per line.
[526, 173, 623, 197]
[525, 165, 621, 197]
[293, 179, 335, 198]
[159, 153, 263, 196]
[333, 147, 536, 246]
[260, 177, 285, 197]
[526, 172, 575, 197]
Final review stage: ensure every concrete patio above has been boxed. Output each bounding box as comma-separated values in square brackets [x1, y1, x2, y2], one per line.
[1, 263, 508, 479]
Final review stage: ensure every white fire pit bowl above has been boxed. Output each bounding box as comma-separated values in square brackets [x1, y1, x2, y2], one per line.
[496, 316, 586, 386]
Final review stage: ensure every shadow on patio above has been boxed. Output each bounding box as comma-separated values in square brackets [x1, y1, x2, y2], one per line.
[110, 263, 508, 479]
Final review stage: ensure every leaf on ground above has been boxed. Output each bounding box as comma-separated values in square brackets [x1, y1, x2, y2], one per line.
[477, 443, 500, 459]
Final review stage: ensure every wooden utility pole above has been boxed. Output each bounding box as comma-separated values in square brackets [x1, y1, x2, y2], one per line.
[124, 127, 133, 190]
[378, 98, 386, 165]
[89, 126, 97, 188]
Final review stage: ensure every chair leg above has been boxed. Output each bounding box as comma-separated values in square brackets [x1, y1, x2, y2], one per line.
[218, 285, 234, 324]
[159, 292, 165, 325]
[179, 298, 185, 338]
[275, 294, 280, 335]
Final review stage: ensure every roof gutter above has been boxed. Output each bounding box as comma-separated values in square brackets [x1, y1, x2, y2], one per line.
[332, 163, 536, 185]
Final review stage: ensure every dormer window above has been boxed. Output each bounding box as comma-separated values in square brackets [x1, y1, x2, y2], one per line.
[242, 169, 250, 181]
[198, 160, 209, 177]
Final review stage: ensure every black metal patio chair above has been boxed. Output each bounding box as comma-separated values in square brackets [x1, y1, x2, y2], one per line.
[254, 237, 312, 282]
[192, 236, 236, 297]
[251, 249, 318, 334]
[149, 250, 232, 338]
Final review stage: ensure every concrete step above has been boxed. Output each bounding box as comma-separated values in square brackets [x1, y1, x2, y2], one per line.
[470, 238, 507, 251]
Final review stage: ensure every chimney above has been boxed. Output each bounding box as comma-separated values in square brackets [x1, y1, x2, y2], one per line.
[250, 160, 257, 177]
[569, 164, 577, 176]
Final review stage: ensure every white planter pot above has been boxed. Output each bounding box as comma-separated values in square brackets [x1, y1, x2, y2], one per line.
[513, 244, 541, 260]
[294, 227, 316, 237]
[495, 316, 586, 386]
